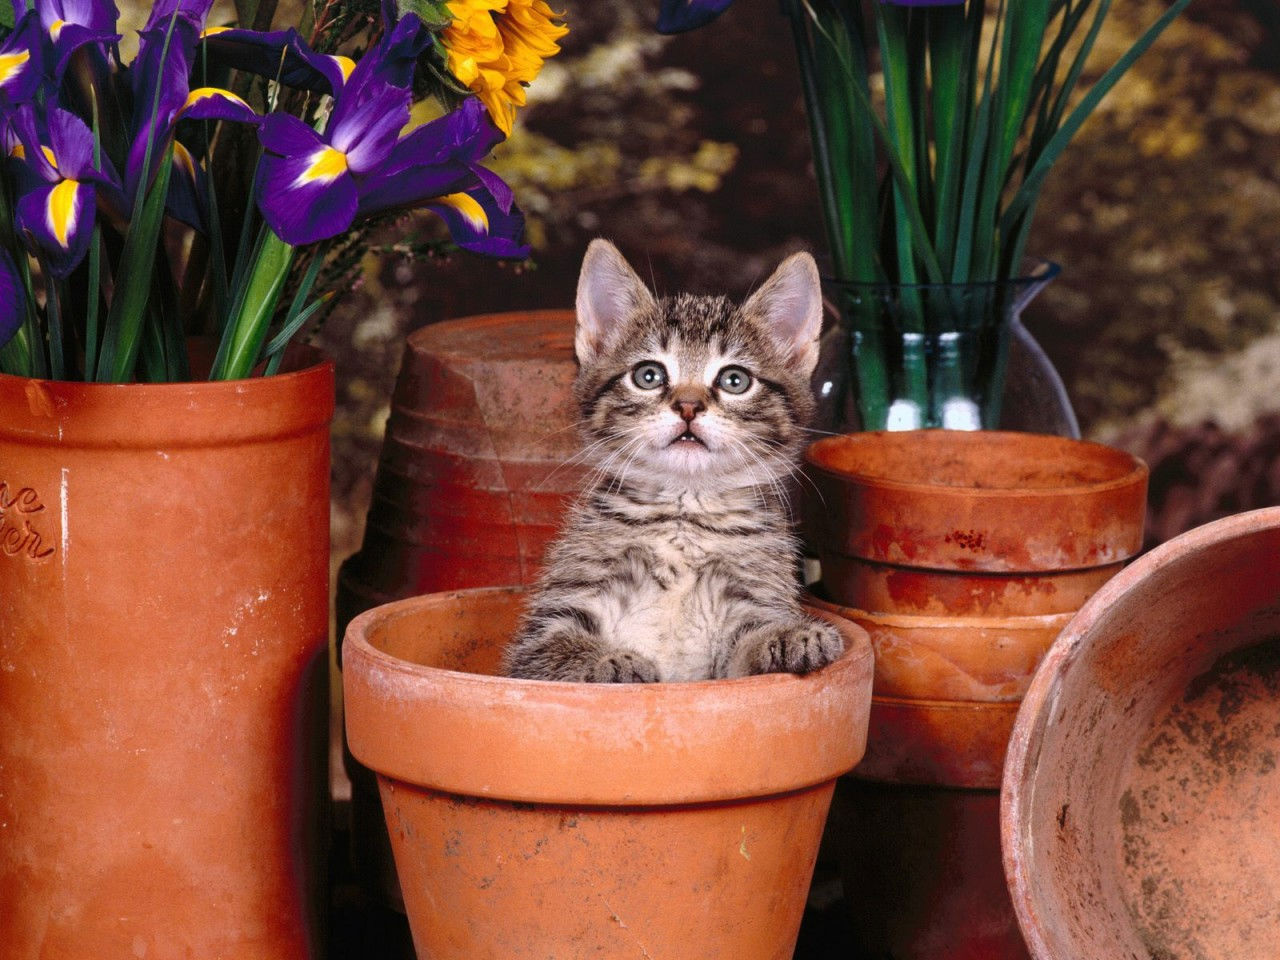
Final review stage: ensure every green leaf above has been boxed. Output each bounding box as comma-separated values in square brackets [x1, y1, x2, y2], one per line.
[1002, 0, 1192, 234]
[211, 227, 296, 380]
[399, 0, 454, 29]
[95, 149, 175, 382]
[263, 292, 334, 371]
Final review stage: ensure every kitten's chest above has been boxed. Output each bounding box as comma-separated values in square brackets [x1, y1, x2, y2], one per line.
[609, 528, 735, 680]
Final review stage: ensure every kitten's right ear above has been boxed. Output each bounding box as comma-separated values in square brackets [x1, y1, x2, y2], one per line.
[575, 239, 655, 365]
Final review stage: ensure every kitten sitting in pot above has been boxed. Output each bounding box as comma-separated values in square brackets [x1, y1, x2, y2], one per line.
[505, 239, 843, 682]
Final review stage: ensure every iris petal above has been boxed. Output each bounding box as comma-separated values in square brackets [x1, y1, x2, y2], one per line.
[0, 13, 45, 103]
[0, 247, 22, 352]
[258, 111, 324, 158]
[255, 150, 358, 245]
[166, 139, 207, 230]
[328, 82, 410, 173]
[46, 107, 94, 180]
[16, 178, 94, 276]
[201, 27, 349, 95]
[426, 182, 529, 258]
[179, 87, 260, 125]
[656, 0, 734, 34]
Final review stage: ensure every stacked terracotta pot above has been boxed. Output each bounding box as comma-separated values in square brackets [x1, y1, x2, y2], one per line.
[804, 430, 1147, 960]
[337, 309, 585, 630]
[337, 311, 587, 910]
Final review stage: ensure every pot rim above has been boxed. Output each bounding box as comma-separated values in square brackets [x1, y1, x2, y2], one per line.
[1000, 505, 1280, 960]
[804, 430, 1147, 500]
[0, 345, 333, 447]
[872, 694, 1024, 711]
[807, 596, 1075, 632]
[343, 585, 876, 806]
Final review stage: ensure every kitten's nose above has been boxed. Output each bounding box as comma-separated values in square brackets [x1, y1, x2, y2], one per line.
[671, 387, 707, 422]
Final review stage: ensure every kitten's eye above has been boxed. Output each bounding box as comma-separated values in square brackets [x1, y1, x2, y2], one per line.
[631, 361, 668, 390]
[715, 366, 753, 395]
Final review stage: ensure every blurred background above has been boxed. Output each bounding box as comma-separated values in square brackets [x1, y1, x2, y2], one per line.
[120, 0, 1280, 566]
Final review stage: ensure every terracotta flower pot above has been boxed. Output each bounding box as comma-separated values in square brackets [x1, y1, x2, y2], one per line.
[337, 310, 583, 627]
[335, 310, 585, 910]
[0, 353, 332, 959]
[342, 586, 874, 960]
[803, 429, 1147, 960]
[1003, 507, 1280, 960]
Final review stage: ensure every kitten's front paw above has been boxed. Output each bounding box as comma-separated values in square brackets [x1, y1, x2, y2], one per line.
[589, 651, 661, 684]
[745, 619, 844, 676]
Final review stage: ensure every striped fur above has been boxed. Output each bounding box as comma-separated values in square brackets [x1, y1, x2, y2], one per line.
[504, 240, 843, 682]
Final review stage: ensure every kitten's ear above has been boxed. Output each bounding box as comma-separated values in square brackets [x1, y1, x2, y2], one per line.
[742, 251, 823, 377]
[575, 239, 656, 365]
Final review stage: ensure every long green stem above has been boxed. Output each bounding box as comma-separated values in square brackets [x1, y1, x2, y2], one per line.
[211, 226, 296, 380]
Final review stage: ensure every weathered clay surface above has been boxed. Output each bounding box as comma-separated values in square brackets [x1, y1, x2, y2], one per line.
[0, 352, 332, 960]
[338, 310, 586, 625]
[1119, 639, 1280, 960]
[804, 430, 1148, 572]
[1003, 507, 1280, 960]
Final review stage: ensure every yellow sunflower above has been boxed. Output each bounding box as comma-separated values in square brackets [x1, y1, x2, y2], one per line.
[442, 0, 568, 137]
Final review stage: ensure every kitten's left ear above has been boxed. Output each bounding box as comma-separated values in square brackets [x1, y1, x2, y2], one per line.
[741, 251, 823, 377]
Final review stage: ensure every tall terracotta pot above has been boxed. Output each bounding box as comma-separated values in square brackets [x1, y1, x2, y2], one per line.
[336, 310, 585, 911]
[1003, 507, 1280, 960]
[343, 586, 875, 960]
[804, 430, 1147, 960]
[0, 353, 332, 959]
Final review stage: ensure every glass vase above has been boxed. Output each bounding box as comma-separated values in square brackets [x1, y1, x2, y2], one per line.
[813, 263, 1078, 436]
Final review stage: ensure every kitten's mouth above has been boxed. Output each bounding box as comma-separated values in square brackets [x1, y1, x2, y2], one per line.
[670, 430, 706, 447]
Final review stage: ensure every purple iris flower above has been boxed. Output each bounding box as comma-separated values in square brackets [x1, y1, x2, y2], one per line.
[0, 13, 46, 103]
[200, 26, 355, 95]
[140, 0, 214, 32]
[355, 99, 528, 257]
[7, 104, 124, 276]
[10, 0, 121, 78]
[201, 6, 429, 99]
[657, 0, 963, 34]
[125, 5, 259, 200]
[257, 86, 527, 256]
[0, 246, 22, 351]
[254, 76, 412, 244]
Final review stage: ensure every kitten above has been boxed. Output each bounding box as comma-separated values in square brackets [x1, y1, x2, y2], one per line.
[504, 239, 843, 682]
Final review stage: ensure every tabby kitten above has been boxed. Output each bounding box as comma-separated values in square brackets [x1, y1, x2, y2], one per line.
[504, 239, 843, 682]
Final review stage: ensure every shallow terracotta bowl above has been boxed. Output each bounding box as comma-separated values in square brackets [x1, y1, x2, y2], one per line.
[1003, 508, 1280, 960]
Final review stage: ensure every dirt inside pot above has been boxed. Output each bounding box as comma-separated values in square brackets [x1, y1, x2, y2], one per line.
[1118, 637, 1280, 960]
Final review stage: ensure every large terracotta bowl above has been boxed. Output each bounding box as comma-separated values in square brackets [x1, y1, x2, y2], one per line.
[343, 586, 874, 960]
[1002, 507, 1280, 960]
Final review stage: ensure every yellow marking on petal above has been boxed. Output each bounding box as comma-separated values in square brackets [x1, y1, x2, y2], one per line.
[40, 145, 57, 167]
[49, 19, 65, 41]
[297, 146, 348, 185]
[0, 49, 31, 85]
[436, 192, 489, 233]
[47, 179, 80, 249]
[183, 87, 252, 112]
[329, 55, 356, 84]
[201, 25, 231, 37]
[173, 140, 198, 181]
